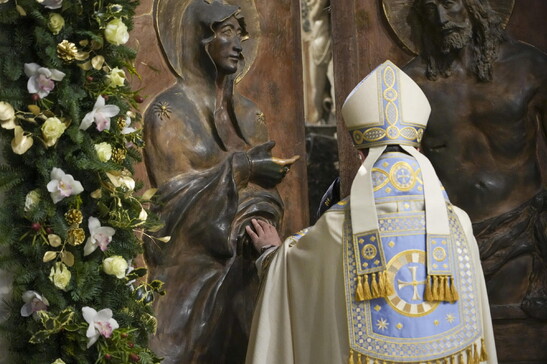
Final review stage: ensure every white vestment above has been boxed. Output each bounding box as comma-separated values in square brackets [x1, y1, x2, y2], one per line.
[246, 198, 497, 364]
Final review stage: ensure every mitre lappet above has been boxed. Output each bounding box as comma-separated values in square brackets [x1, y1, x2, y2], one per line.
[340, 60, 488, 363]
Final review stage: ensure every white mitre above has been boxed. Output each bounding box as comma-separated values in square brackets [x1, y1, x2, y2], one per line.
[341, 60, 449, 245]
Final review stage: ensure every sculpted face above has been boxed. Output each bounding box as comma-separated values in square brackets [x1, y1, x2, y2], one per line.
[208, 16, 244, 74]
[421, 0, 472, 53]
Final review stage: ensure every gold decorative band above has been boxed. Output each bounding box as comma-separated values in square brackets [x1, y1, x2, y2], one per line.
[349, 126, 424, 149]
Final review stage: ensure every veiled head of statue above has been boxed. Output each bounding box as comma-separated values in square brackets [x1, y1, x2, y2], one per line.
[341, 60, 430, 150]
[155, 0, 249, 81]
[207, 15, 248, 75]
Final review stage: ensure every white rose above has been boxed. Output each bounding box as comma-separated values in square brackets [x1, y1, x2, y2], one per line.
[48, 13, 65, 35]
[49, 262, 71, 291]
[24, 189, 41, 212]
[41, 117, 66, 147]
[107, 67, 126, 88]
[0, 101, 16, 129]
[104, 18, 129, 46]
[103, 256, 128, 279]
[94, 142, 112, 162]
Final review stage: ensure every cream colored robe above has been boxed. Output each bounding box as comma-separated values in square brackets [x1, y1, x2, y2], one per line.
[246, 203, 497, 364]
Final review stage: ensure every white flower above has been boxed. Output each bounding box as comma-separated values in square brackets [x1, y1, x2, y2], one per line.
[48, 13, 65, 35]
[46, 167, 84, 204]
[24, 189, 41, 212]
[94, 142, 112, 162]
[83, 217, 116, 256]
[51, 359, 66, 364]
[106, 67, 126, 88]
[121, 116, 136, 134]
[20, 290, 49, 319]
[105, 169, 135, 190]
[104, 18, 129, 45]
[49, 262, 71, 291]
[24, 63, 65, 99]
[80, 95, 119, 131]
[0, 101, 16, 129]
[82, 306, 119, 348]
[36, 0, 62, 9]
[11, 125, 33, 155]
[102, 256, 128, 279]
[41, 117, 67, 147]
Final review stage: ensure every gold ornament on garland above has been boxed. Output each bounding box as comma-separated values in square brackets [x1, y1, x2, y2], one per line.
[57, 40, 89, 62]
[64, 209, 83, 225]
[67, 227, 85, 246]
[112, 147, 126, 164]
[116, 117, 126, 130]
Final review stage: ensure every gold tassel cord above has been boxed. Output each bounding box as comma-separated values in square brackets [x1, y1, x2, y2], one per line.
[450, 276, 459, 302]
[383, 271, 395, 296]
[378, 270, 386, 296]
[480, 338, 488, 362]
[349, 349, 355, 364]
[355, 271, 394, 302]
[439, 276, 446, 301]
[424, 275, 433, 301]
[371, 273, 381, 298]
[426, 275, 458, 302]
[363, 274, 373, 300]
[356, 276, 365, 301]
[466, 346, 472, 364]
[432, 275, 440, 301]
[357, 353, 363, 364]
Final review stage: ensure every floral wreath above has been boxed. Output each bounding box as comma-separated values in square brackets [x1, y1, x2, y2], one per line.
[0, 0, 168, 363]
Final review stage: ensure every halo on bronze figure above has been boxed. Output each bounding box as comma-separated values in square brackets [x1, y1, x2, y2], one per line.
[382, 0, 514, 55]
[154, 0, 260, 82]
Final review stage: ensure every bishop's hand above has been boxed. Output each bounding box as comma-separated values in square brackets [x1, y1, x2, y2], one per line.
[245, 218, 282, 253]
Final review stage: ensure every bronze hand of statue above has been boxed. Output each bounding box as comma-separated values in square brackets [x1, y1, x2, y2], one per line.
[247, 141, 300, 188]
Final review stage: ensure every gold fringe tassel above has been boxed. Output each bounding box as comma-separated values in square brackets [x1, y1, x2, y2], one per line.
[355, 271, 395, 302]
[371, 273, 381, 298]
[378, 270, 386, 296]
[363, 274, 372, 300]
[432, 275, 439, 301]
[439, 276, 446, 301]
[356, 276, 365, 301]
[383, 271, 395, 296]
[473, 343, 479, 364]
[349, 341, 482, 364]
[425, 275, 433, 301]
[466, 346, 472, 364]
[450, 276, 459, 302]
[435, 276, 443, 300]
[426, 275, 459, 302]
[349, 349, 355, 364]
[480, 338, 488, 362]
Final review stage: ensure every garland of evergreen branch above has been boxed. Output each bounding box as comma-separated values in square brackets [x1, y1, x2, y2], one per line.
[0, 0, 168, 363]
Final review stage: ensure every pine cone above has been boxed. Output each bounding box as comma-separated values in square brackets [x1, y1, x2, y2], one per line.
[64, 209, 83, 225]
